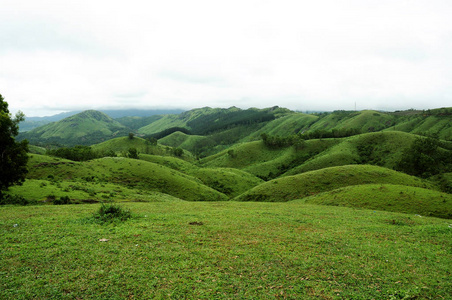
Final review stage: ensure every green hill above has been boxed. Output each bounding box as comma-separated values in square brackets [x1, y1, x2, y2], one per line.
[91, 136, 194, 160]
[189, 168, 264, 198]
[385, 114, 452, 140]
[283, 131, 417, 176]
[18, 110, 130, 146]
[301, 184, 452, 219]
[240, 113, 318, 141]
[138, 106, 291, 136]
[234, 165, 436, 202]
[24, 154, 227, 202]
[158, 131, 206, 150]
[137, 155, 263, 198]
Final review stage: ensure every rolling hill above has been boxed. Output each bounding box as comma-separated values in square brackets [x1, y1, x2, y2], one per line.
[18, 106, 452, 150]
[18, 110, 130, 146]
[233, 165, 437, 202]
[301, 183, 452, 219]
[24, 154, 227, 202]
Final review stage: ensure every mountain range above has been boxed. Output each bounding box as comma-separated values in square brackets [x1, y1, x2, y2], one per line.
[18, 106, 452, 149]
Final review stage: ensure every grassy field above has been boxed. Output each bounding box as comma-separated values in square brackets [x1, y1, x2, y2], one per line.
[302, 183, 452, 219]
[1, 201, 450, 299]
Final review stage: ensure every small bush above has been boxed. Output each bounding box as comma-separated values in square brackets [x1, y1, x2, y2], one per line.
[92, 203, 132, 224]
[0, 194, 29, 205]
[53, 196, 71, 205]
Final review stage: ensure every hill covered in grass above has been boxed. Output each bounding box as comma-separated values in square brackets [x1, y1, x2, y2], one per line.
[22, 154, 227, 202]
[301, 183, 452, 219]
[18, 110, 130, 146]
[234, 165, 437, 202]
[18, 106, 452, 152]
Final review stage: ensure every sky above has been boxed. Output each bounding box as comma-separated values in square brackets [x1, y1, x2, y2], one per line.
[1, 0, 452, 117]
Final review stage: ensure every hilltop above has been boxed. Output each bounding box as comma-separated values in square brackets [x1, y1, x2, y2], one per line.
[18, 110, 130, 146]
[17, 106, 452, 151]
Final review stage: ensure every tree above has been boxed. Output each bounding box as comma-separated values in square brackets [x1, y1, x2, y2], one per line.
[172, 147, 183, 157]
[128, 132, 135, 139]
[396, 135, 446, 177]
[0, 94, 29, 199]
[127, 147, 138, 159]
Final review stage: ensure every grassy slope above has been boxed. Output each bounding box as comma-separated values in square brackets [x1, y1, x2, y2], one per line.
[385, 114, 452, 140]
[24, 154, 227, 202]
[158, 131, 206, 149]
[242, 113, 318, 141]
[91, 136, 195, 160]
[137, 107, 222, 135]
[200, 139, 338, 179]
[284, 131, 416, 176]
[305, 110, 392, 132]
[7, 179, 184, 203]
[302, 183, 452, 219]
[138, 154, 263, 198]
[234, 165, 436, 203]
[189, 168, 264, 198]
[20, 110, 128, 144]
[1, 202, 450, 299]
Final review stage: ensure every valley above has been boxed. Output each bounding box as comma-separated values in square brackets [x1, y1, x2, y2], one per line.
[2, 105, 452, 299]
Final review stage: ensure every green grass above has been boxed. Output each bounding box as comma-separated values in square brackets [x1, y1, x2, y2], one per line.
[158, 131, 206, 149]
[19, 110, 129, 145]
[301, 184, 452, 219]
[189, 168, 264, 198]
[284, 131, 417, 175]
[242, 113, 318, 141]
[6, 179, 184, 203]
[25, 155, 228, 202]
[1, 202, 450, 299]
[234, 165, 437, 203]
[200, 139, 338, 179]
[91, 136, 195, 160]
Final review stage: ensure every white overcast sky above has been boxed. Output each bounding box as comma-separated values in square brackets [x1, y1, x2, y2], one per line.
[1, 0, 452, 116]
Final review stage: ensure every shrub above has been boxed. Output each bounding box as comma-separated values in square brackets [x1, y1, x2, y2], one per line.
[0, 194, 28, 205]
[92, 203, 132, 224]
[53, 196, 71, 205]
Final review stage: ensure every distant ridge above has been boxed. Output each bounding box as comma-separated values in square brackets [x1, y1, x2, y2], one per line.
[20, 109, 185, 132]
[18, 106, 452, 148]
[18, 110, 130, 146]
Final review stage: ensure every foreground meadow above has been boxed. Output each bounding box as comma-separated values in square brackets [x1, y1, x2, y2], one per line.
[1, 202, 451, 299]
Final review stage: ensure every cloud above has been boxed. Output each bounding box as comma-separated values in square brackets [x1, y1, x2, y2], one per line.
[1, 0, 452, 116]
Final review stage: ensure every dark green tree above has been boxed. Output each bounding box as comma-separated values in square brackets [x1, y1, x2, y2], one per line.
[396, 135, 448, 177]
[172, 147, 183, 157]
[127, 147, 138, 159]
[0, 94, 29, 199]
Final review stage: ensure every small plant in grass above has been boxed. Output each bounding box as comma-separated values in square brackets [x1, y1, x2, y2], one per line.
[0, 194, 28, 205]
[53, 196, 71, 205]
[92, 203, 132, 224]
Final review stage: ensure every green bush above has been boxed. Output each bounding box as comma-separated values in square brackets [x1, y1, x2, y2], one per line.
[92, 203, 132, 224]
[53, 196, 71, 205]
[0, 194, 28, 205]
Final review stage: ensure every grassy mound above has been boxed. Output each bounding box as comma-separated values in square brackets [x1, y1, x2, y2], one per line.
[242, 113, 318, 141]
[6, 179, 185, 203]
[26, 155, 228, 202]
[138, 154, 199, 173]
[91, 136, 194, 159]
[301, 184, 452, 219]
[201, 139, 337, 179]
[284, 131, 417, 176]
[234, 165, 436, 202]
[189, 168, 264, 198]
[158, 131, 205, 149]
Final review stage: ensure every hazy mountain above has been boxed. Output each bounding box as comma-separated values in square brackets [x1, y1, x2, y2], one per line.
[18, 110, 130, 146]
